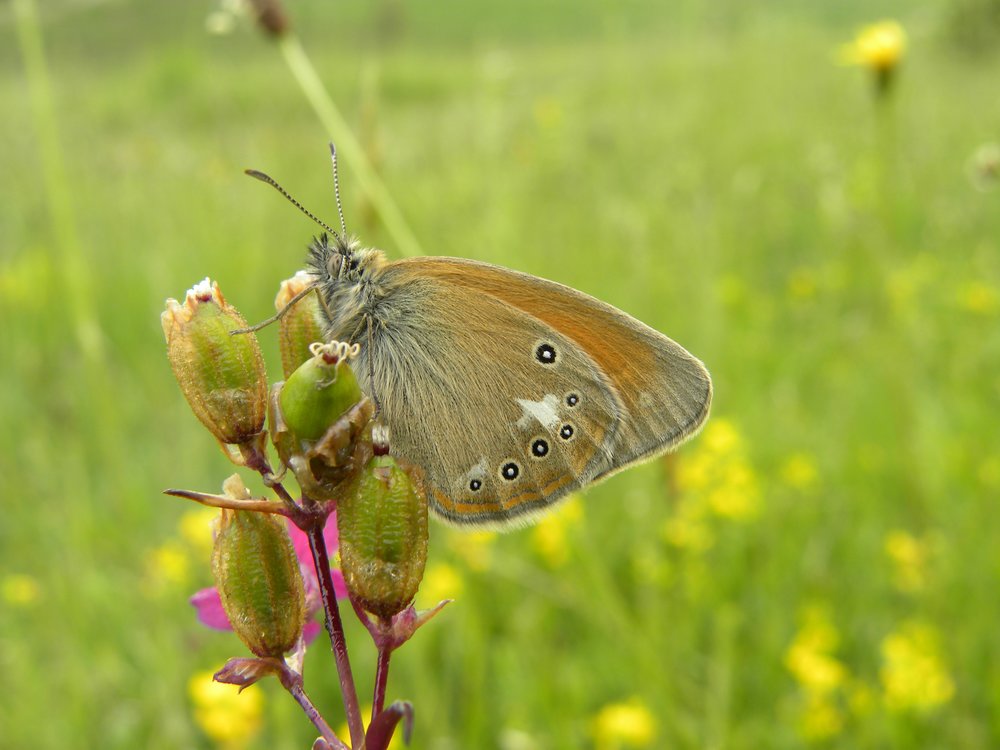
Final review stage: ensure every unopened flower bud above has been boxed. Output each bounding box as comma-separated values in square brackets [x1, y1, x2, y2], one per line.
[338, 437, 428, 619]
[275, 272, 324, 379]
[162, 279, 267, 451]
[211, 476, 305, 658]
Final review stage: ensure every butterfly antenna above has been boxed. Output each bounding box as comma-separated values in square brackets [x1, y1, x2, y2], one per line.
[244, 168, 342, 241]
[328, 143, 349, 237]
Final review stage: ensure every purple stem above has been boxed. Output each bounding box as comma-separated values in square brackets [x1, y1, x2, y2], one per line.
[307, 525, 365, 749]
[277, 665, 347, 750]
[373, 647, 391, 721]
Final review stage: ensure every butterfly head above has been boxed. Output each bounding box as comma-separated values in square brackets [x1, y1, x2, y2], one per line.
[307, 232, 388, 335]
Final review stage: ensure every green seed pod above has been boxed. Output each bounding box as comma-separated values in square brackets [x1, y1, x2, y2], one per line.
[211, 478, 306, 658]
[338, 443, 428, 619]
[162, 279, 267, 448]
[275, 272, 324, 379]
[279, 342, 364, 441]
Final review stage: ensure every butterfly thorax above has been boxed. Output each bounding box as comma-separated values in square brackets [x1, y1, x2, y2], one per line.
[307, 233, 389, 342]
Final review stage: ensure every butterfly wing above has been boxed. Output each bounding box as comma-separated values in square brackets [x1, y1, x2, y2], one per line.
[352, 257, 711, 528]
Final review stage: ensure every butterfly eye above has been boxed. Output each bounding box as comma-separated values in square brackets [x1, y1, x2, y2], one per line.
[565, 393, 579, 408]
[531, 438, 549, 458]
[469, 479, 482, 492]
[535, 343, 557, 365]
[559, 423, 575, 441]
[500, 462, 520, 481]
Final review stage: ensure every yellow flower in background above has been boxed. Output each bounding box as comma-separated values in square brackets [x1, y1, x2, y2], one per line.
[785, 605, 850, 741]
[446, 529, 496, 571]
[145, 540, 191, 591]
[531, 495, 583, 567]
[780, 453, 819, 491]
[787, 268, 818, 300]
[417, 562, 464, 606]
[958, 281, 1000, 316]
[665, 418, 759, 549]
[2, 573, 41, 606]
[337, 705, 403, 749]
[840, 20, 906, 71]
[880, 621, 955, 713]
[798, 693, 844, 741]
[784, 606, 848, 696]
[179, 506, 220, 559]
[883, 530, 932, 593]
[189, 670, 263, 748]
[591, 698, 657, 749]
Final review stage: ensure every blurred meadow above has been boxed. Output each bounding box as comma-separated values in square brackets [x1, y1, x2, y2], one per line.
[3, 0, 1000, 747]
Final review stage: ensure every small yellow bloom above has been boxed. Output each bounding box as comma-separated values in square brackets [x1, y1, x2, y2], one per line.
[179, 506, 220, 558]
[145, 541, 191, 590]
[880, 621, 955, 713]
[702, 419, 741, 455]
[189, 669, 263, 747]
[591, 698, 657, 749]
[958, 281, 1000, 315]
[337, 705, 403, 749]
[661, 513, 714, 552]
[417, 562, 464, 606]
[787, 268, 818, 300]
[784, 605, 848, 695]
[2, 573, 41, 606]
[798, 693, 844, 741]
[533, 98, 564, 131]
[446, 529, 496, 571]
[780, 453, 819, 491]
[531, 495, 583, 567]
[840, 20, 907, 71]
[883, 530, 930, 593]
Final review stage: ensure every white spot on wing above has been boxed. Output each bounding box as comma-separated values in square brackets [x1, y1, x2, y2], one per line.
[516, 394, 561, 430]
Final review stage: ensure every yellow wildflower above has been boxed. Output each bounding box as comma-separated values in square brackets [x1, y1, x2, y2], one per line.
[880, 621, 955, 713]
[958, 281, 1000, 315]
[798, 693, 844, 741]
[840, 20, 907, 71]
[531, 495, 583, 568]
[702, 419, 741, 456]
[708, 459, 759, 520]
[883, 530, 930, 593]
[188, 669, 263, 748]
[179, 506, 220, 559]
[780, 453, 819, 491]
[446, 529, 496, 571]
[533, 98, 564, 131]
[661, 513, 714, 552]
[145, 541, 191, 590]
[337, 705, 403, 749]
[784, 605, 848, 695]
[417, 562, 463, 606]
[591, 698, 657, 750]
[2, 573, 41, 606]
[787, 268, 818, 300]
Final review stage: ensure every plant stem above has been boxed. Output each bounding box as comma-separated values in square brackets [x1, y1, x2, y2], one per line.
[373, 646, 391, 721]
[277, 32, 423, 258]
[12, 0, 102, 361]
[307, 525, 366, 748]
[278, 664, 348, 750]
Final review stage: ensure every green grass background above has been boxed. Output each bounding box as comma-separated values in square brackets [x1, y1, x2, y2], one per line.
[2, 0, 1000, 747]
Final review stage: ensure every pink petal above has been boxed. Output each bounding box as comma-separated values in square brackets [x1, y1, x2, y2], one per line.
[190, 587, 232, 631]
[303, 621, 323, 644]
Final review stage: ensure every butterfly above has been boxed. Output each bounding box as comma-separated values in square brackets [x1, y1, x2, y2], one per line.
[253, 147, 711, 529]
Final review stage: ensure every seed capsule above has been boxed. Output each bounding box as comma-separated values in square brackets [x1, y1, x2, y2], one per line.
[338, 449, 428, 619]
[275, 272, 324, 379]
[211, 477, 306, 658]
[162, 279, 267, 450]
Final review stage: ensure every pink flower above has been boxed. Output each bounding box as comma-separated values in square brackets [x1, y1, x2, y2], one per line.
[191, 514, 346, 645]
